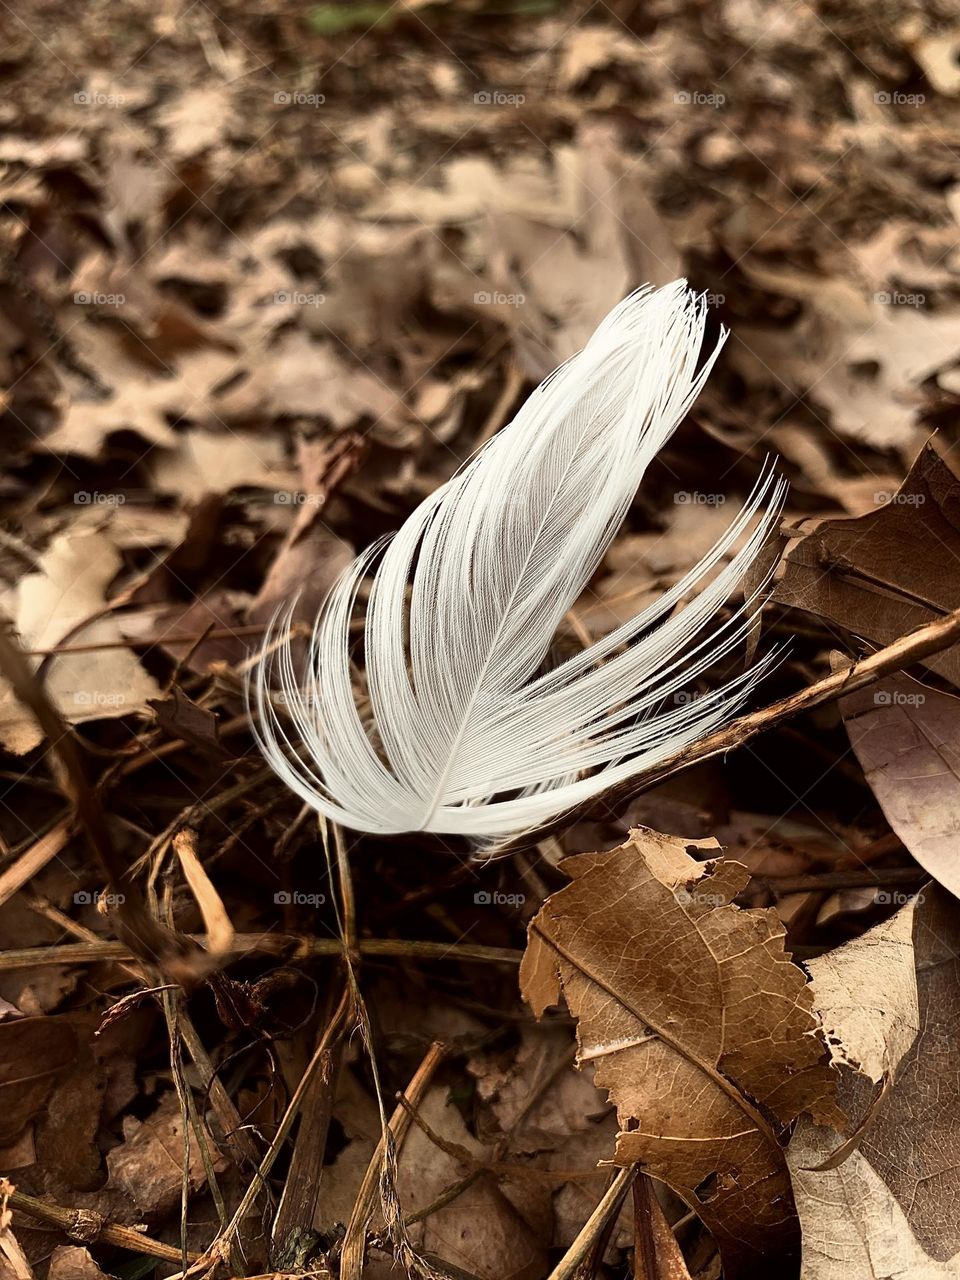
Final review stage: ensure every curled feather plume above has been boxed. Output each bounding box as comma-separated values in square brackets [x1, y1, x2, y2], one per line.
[252, 281, 784, 841]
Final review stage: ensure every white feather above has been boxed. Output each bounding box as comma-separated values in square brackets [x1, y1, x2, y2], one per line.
[252, 281, 785, 841]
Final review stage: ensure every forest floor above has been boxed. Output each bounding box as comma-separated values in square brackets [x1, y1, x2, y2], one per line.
[2, 1, 960, 1277]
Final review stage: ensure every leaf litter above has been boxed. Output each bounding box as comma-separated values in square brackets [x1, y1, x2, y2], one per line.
[2, 0, 960, 1277]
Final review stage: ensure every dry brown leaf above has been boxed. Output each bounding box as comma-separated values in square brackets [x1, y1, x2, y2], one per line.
[0, 528, 162, 752]
[914, 29, 960, 96]
[468, 1026, 628, 1257]
[148, 686, 225, 757]
[788, 889, 960, 1278]
[246, 434, 358, 638]
[46, 1247, 113, 1280]
[157, 83, 236, 158]
[395, 1085, 548, 1280]
[0, 1016, 79, 1146]
[841, 674, 960, 900]
[521, 828, 843, 1279]
[806, 896, 920, 1085]
[148, 427, 295, 502]
[103, 1092, 227, 1219]
[772, 444, 960, 690]
[216, 331, 399, 428]
[556, 26, 646, 89]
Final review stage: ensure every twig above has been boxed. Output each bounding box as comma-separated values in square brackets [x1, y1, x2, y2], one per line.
[0, 935, 523, 970]
[270, 987, 347, 1260]
[0, 819, 72, 908]
[0, 630, 206, 984]
[746, 866, 926, 894]
[340, 1040, 447, 1280]
[9, 1188, 201, 1264]
[176, 1007, 262, 1169]
[186, 988, 356, 1275]
[571, 604, 960, 834]
[21, 623, 297, 657]
[547, 1166, 637, 1280]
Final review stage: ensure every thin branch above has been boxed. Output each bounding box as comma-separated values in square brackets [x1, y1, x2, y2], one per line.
[655, 606, 960, 776]
[183, 988, 356, 1276]
[9, 1189, 201, 1265]
[547, 1165, 637, 1280]
[547, 604, 960, 841]
[0, 935, 523, 971]
[340, 1040, 448, 1280]
[0, 630, 206, 984]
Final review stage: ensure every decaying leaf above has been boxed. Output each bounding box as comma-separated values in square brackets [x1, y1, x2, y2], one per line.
[841, 674, 960, 900]
[47, 1247, 114, 1280]
[802, 894, 919, 1084]
[0, 528, 162, 752]
[0, 1015, 79, 1146]
[788, 888, 960, 1278]
[103, 1092, 227, 1219]
[521, 828, 843, 1278]
[148, 686, 226, 757]
[772, 445, 960, 689]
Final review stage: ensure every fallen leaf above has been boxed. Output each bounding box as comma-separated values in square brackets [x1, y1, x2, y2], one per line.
[772, 444, 960, 690]
[521, 828, 843, 1279]
[788, 888, 960, 1277]
[148, 686, 226, 757]
[157, 83, 236, 158]
[103, 1092, 227, 1219]
[246, 433, 359, 636]
[0, 528, 163, 752]
[841, 674, 960, 900]
[914, 29, 960, 96]
[0, 1016, 79, 1146]
[149, 427, 295, 502]
[47, 1247, 114, 1280]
